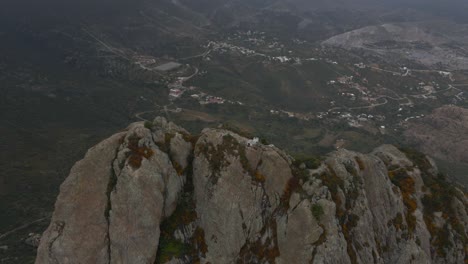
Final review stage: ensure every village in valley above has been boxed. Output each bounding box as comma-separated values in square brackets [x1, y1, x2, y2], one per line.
[106, 26, 468, 153]
[5, 2, 468, 262]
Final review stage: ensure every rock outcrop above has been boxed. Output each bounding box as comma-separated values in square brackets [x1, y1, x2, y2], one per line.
[36, 118, 467, 264]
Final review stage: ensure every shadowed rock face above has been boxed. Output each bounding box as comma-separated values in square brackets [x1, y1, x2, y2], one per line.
[35, 131, 125, 264]
[36, 118, 467, 264]
[35, 118, 191, 264]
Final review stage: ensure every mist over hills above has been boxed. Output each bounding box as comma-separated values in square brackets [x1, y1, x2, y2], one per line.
[3, 0, 468, 26]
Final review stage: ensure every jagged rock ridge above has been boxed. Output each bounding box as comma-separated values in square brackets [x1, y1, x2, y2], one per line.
[36, 118, 467, 264]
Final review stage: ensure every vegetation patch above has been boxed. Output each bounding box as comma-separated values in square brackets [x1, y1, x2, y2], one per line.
[320, 165, 345, 197]
[399, 148, 433, 174]
[279, 176, 301, 212]
[253, 171, 266, 183]
[192, 227, 208, 256]
[155, 238, 187, 263]
[172, 160, 184, 176]
[204, 135, 236, 180]
[155, 159, 204, 263]
[311, 204, 324, 221]
[388, 168, 417, 234]
[342, 214, 360, 264]
[154, 133, 175, 154]
[291, 161, 309, 182]
[401, 148, 467, 257]
[420, 174, 466, 258]
[318, 166, 347, 220]
[388, 213, 404, 231]
[220, 123, 253, 139]
[319, 165, 360, 264]
[127, 135, 154, 169]
[198, 133, 267, 187]
[237, 218, 280, 263]
[293, 154, 323, 170]
[344, 161, 359, 178]
[144, 121, 153, 130]
[182, 133, 199, 148]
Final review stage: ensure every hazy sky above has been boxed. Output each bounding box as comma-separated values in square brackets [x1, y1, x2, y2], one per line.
[2, 0, 468, 25]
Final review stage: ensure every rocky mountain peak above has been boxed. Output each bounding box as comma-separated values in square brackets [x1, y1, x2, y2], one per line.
[35, 118, 467, 264]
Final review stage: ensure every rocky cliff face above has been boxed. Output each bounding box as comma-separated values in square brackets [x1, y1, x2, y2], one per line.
[36, 118, 467, 264]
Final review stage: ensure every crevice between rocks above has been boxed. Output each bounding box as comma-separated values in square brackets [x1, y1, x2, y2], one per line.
[104, 142, 122, 264]
[47, 221, 65, 264]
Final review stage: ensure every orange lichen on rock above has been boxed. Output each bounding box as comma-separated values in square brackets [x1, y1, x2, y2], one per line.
[253, 171, 266, 183]
[192, 227, 208, 256]
[280, 176, 300, 210]
[355, 157, 366, 171]
[388, 169, 417, 233]
[237, 219, 280, 263]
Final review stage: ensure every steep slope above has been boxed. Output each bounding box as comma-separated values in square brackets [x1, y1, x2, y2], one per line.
[405, 105, 468, 187]
[322, 21, 468, 70]
[405, 106, 468, 164]
[35, 119, 192, 263]
[36, 118, 467, 264]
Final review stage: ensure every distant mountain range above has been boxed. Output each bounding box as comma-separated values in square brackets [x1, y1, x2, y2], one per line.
[3, 0, 468, 27]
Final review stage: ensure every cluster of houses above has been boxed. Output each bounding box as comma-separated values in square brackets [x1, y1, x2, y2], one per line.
[337, 76, 354, 85]
[206, 40, 303, 65]
[169, 83, 235, 105]
[269, 109, 314, 121]
[335, 112, 386, 129]
[205, 31, 345, 68]
[328, 75, 371, 102]
[354, 62, 366, 69]
[206, 41, 260, 56]
[199, 95, 226, 105]
[175, 33, 465, 138]
[190, 92, 243, 105]
[228, 30, 286, 51]
[327, 76, 354, 86]
[169, 88, 184, 99]
[169, 85, 198, 99]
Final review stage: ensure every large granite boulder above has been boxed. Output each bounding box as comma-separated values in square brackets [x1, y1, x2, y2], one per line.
[36, 118, 467, 264]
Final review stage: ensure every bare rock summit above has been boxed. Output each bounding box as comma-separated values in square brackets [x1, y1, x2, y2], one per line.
[36, 118, 467, 264]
